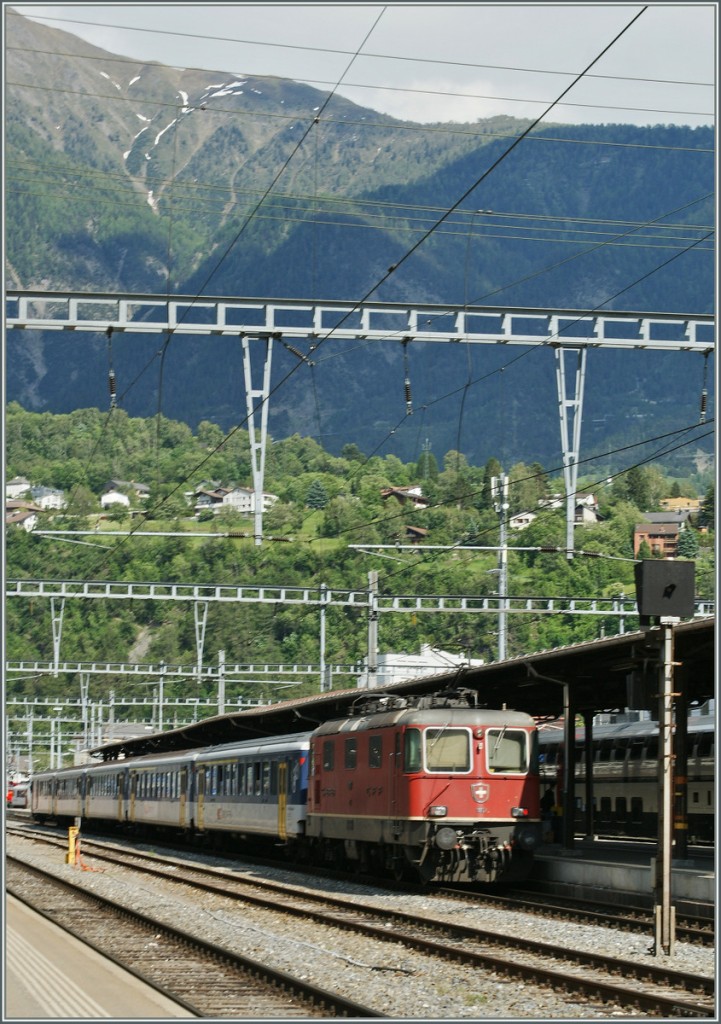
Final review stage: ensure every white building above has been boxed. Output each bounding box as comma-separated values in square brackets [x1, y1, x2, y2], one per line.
[6, 476, 30, 499]
[194, 485, 278, 517]
[357, 644, 484, 689]
[30, 486, 67, 510]
[100, 489, 130, 509]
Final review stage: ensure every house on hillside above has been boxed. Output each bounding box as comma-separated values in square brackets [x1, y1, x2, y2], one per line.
[633, 509, 693, 558]
[381, 485, 429, 510]
[30, 486, 67, 510]
[100, 488, 130, 509]
[104, 479, 150, 501]
[659, 496, 702, 516]
[194, 484, 278, 517]
[6, 476, 30, 499]
[538, 492, 600, 524]
[509, 511, 537, 530]
[6, 499, 41, 531]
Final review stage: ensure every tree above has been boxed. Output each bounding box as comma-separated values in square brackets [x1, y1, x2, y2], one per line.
[677, 528, 700, 558]
[306, 479, 329, 510]
[637, 539, 653, 559]
[699, 483, 714, 528]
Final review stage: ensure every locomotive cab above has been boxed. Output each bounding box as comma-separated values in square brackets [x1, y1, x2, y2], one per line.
[306, 688, 542, 885]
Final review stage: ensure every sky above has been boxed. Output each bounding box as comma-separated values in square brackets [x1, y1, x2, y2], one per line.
[8, 2, 717, 126]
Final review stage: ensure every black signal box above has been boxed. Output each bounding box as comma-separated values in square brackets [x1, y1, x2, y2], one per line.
[634, 559, 695, 620]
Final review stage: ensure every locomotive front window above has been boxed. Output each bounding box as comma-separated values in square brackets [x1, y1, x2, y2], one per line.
[425, 729, 471, 773]
[487, 729, 529, 773]
[344, 738, 357, 770]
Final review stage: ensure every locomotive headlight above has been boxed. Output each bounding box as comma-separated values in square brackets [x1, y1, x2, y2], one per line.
[511, 807, 529, 818]
[428, 804, 448, 817]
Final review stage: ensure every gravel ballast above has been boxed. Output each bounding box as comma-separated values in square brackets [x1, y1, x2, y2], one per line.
[7, 834, 715, 1019]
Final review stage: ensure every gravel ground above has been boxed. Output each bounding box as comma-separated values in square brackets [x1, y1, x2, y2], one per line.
[8, 833, 715, 1020]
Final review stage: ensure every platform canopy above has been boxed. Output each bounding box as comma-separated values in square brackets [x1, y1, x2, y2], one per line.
[92, 616, 714, 761]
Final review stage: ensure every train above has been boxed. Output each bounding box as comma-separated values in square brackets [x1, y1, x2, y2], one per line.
[537, 704, 714, 843]
[31, 687, 543, 885]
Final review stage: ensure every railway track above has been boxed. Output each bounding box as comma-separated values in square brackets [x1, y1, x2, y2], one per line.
[6, 856, 385, 1018]
[8, 818, 713, 942]
[7, 827, 715, 1018]
[436, 883, 714, 945]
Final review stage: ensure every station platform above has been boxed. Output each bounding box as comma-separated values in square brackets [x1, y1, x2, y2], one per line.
[529, 838, 715, 919]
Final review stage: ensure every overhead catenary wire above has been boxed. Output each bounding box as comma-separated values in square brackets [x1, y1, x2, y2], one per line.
[68, 8, 715, 573]
[10, 6, 713, 582]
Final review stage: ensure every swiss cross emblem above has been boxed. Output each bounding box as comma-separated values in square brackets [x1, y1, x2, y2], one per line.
[471, 782, 489, 803]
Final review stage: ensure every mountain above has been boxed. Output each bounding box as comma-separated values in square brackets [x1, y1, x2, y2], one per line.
[4, 9, 715, 474]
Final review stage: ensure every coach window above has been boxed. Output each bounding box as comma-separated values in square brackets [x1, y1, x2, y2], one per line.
[344, 738, 357, 770]
[599, 796, 612, 822]
[615, 796, 628, 821]
[262, 761, 271, 797]
[369, 735, 382, 769]
[487, 728, 527, 773]
[426, 728, 471, 773]
[404, 729, 421, 772]
[631, 797, 643, 823]
[322, 741, 334, 771]
[270, 761, 278, 796]
[254, 762, 262, 796]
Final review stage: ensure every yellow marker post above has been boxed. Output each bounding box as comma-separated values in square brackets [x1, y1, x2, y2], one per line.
[66, 826, 80, 865]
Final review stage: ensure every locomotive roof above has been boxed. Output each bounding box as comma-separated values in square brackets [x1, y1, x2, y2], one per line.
[311, 706, 534, 736]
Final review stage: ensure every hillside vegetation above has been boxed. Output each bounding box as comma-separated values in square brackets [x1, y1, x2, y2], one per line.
[6, 405, 714, 709]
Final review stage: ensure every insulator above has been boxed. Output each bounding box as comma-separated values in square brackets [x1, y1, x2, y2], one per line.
[700, 388, 707, 422]
[108, 370, 117, 408]
[404, 378, 413, 413]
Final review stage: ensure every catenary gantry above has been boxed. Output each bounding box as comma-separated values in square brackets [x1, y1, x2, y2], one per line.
[6, 290, 715, 552]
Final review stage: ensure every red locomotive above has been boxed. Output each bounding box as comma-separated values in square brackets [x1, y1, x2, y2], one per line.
[306, 687, 542, 884]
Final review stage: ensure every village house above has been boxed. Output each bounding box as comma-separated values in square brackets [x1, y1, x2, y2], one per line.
[380, 485, 429, 510]
[194, 484, 278, 517]
[5, 499, 42, 531]
[30, 485, 67, 511]
[100, 488, 131, 509]
[5, 476, 30, 499]
[659, 496, 702, 516]
[103, 479, 150, 501]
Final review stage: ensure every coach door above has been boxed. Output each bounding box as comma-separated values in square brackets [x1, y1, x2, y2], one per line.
[196, 766, 205, 830]
[117, 774, 124, 822]
[278, 761, 288, 840]
[129, 771, 136, 822]
[179, 767, 187, 827]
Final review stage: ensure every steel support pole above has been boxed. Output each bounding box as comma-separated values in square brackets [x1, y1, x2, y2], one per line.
[653, 620, 677, 956]
[319, 583, 327, 692]
[367, 571, 379, 687]
[194, 601, 208, 686]
[555, 346, 587, 559]
[241, 335, 274, 546]
[217, 650, 225, 716]
[561, 684, 575, 850]
[51, 597, 65, 677]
